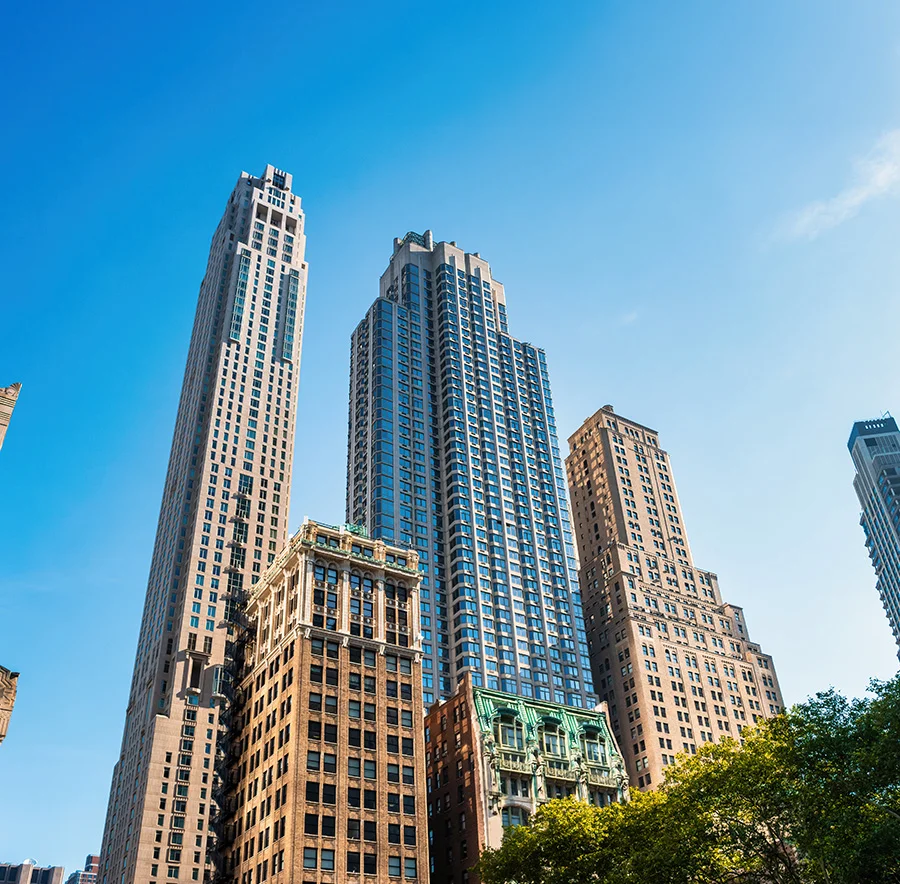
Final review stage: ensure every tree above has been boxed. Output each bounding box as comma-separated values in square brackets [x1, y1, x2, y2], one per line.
[477, 674, 900, 884]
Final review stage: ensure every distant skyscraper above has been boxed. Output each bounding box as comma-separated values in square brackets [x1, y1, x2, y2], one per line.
[0, 382, 22, 450]
[347, 232, 595, 710]
[99, 165, 308, 884]
[66, 856, 99, 884]
[848, 415, 900, 657]
[566, 405, 784, 790]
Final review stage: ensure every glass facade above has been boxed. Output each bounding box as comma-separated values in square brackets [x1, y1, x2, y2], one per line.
[849, 416, 900, 657]
[347, 232, 595, 709]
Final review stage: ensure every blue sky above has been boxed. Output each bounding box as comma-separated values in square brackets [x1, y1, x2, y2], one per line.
[2, 0, 900, 872]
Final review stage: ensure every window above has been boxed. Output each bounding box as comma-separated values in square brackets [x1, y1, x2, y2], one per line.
[496, 715, 524, 750]
[347, 818, 361, 839]
[304, 813, 318, 835]
[388, 823, 401, 844]
[321, 850, 335, 871]
[541, 725, 564, 757]
[303, 848, 317, 869]
[404, 857, 418, 879]
[502, 807, 529, 827]
[389, 857, 402, 877]
[347, 852, 360, 874]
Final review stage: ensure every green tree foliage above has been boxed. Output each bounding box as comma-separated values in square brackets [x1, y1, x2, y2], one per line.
[477, 674, 900, 884]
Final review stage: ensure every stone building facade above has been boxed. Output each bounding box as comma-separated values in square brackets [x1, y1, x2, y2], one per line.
[0, 664, 19, 745]
[100, 165, 309, 884]
[566, 406, 784, 790]
[65, 856, 99, 884]
[218, 519, 429, 884]
[0, 863, 64, 884]
[0, 382, 22, 451]
[424, 674, 626, 884]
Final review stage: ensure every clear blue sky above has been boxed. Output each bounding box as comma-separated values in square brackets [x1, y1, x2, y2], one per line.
[2, 0, 899, 872]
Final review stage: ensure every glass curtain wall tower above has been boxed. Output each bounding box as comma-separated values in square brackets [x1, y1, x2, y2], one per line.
[347, 231, 595, 709]
[99, 166, 308, 884]
[848, 416, 900, 657]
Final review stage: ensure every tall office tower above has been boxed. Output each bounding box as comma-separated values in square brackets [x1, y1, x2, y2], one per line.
[99, 165, 308, 884]
[220, 519, 429, 884]
[0, 381, 22, 450]
[848, 416, 900, 657]
[347, 232, 595, 710]
[566, 406, 784, 790]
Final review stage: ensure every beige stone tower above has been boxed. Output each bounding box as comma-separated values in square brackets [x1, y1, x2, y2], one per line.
[220, 519, 429, 883]
[565, 406, 783, 790]
[0, 382, 22, 450]
[0, 664, 19, 745]
[99, 166, 308, 884]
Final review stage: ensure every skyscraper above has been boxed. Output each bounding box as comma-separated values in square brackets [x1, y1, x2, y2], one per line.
[0, 381, 22, 451]
[347, 232, 595, 710]
[848, 415, 900, 657]
[566, 405, 784, 790]
[100, 165, 308, 884]
[220, 519, 429, 883]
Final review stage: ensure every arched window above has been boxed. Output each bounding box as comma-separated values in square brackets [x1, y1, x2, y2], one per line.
[362, 576, 374, 594]
[494, 715, 524, 751]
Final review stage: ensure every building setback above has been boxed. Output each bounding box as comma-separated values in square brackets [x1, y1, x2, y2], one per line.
[218, 519, 429, 883]
[848, 416, 900, 657]
[100, 166, 308, 884]
[566, 406, 784, 790]
[347, 231, 595, 711]
[424, 674, 626, 884]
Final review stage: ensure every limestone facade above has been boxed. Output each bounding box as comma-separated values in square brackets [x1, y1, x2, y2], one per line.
[0, 665, 19, 745]
[218, 519, 430, 884]
[566, 406, 784, 790]
[0, 382, 22, 451]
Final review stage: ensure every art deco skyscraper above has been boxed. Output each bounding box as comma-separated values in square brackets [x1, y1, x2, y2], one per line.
[848, 415, 900, 657]
[347, 232, 595, 710]
[100, 166, 308, 884]
[566, 406, 783, 790]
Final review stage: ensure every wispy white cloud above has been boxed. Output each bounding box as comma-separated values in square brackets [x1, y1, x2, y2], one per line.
[780, 130, 900, 241]
[618, 310, 639, 326]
